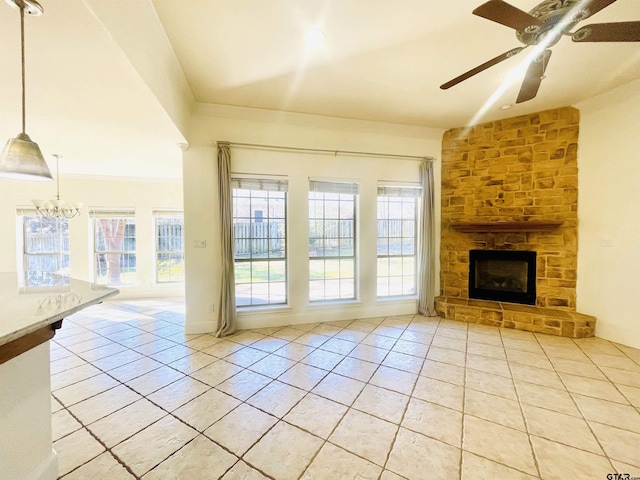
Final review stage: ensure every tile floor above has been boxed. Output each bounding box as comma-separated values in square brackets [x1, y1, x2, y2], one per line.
[49, 298, 640, 479]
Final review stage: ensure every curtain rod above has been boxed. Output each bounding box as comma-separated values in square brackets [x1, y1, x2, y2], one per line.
[217, 141, 432, 162]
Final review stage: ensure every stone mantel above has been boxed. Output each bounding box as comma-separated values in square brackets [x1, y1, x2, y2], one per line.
[450, 220, 564, 233]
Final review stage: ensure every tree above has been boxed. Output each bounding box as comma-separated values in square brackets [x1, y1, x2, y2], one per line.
[97, 218, 127, 284]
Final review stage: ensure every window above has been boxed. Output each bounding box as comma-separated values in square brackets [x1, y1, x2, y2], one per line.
[232, 177, 287, 307]
[21, 212, 69, 284]
[309, 180, 357, 302]
[377, 184, 420, 297]
[155, 211, 185, 283]
[91, 210, 136, 285]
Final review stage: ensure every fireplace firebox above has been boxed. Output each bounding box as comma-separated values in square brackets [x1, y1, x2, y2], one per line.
[469, 250, 536, 305]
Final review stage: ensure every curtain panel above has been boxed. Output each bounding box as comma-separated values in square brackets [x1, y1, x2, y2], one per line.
[418, 160, 437, 316]
[216, 143, 237, 337]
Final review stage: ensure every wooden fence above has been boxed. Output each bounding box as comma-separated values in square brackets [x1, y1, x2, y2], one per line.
[234, 222, 284, 255]
[234, 219, 411, 255]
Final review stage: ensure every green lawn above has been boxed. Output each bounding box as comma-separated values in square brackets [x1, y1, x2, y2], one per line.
[235, 259, 355, 283]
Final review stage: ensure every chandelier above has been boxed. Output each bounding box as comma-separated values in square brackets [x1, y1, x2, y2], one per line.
[32, 155, 82, 218]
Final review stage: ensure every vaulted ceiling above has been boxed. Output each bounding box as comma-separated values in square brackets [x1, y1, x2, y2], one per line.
[0, 0, 638, 177]
[152, 0, 640, 127]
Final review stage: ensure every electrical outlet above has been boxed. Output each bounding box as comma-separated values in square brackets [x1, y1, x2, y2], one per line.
[194, 239, 207, 248]
[600, 239, 613, 248]
[208, 303, 215, 313]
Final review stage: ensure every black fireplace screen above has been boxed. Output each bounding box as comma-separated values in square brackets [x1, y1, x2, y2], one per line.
[469, 250, 536, 305]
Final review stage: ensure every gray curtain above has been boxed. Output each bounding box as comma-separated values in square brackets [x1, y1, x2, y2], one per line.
[216, 143, 237, 337]
[418, 160, 437, 316]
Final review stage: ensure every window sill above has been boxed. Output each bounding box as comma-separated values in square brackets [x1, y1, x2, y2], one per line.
[237, 305, 292, 316]
[306, 300, 363, 310]
[376, 296, 418, 305]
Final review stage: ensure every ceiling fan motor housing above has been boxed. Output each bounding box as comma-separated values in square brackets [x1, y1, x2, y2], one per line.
[516, 0, 587, 46]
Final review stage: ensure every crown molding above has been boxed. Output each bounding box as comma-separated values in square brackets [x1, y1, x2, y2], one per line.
[60, 173, 182, 183]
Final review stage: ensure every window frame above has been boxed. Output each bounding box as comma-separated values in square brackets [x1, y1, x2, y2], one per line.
[232, 176, 288, 308]
[308, 180, 358, 303]
[19, 210, 70, 284]
[154, 211, 185, 284]
[376, 183, 421, 299]
[90, 209, 137, 286]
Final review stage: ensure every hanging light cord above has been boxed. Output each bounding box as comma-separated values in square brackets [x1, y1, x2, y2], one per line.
[20, 1, 26, 134]
[55, 155, 61, 200]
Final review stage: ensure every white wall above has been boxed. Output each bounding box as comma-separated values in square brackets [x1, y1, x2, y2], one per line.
[576, 78, 640, 349]
[0, 343, 57, 480]
[84, 0, 194, 138]
[0, 175, 184, 299]
[183, 104, 443, 333]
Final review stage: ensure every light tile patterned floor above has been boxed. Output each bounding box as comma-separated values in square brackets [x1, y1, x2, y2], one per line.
[50, 298, 640, 479]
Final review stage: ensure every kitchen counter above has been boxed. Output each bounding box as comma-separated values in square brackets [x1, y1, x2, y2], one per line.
[0, 272, 118, 347]
[0, 272, 118, 480]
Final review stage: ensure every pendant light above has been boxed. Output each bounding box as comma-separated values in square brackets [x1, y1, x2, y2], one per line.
[0, 0, 52, 181]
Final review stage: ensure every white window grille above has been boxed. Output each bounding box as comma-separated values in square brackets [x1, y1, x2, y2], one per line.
[308, 180, 358, 302]
[155, 211, 185, 283]
[232, 176, 287, 307]
[376, 184, 421, 297]
[90, 209, 136, 285]
[19, 210, 70, 285]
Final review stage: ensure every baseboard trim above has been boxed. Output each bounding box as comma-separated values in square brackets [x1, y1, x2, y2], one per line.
[185, 320, 217, 335]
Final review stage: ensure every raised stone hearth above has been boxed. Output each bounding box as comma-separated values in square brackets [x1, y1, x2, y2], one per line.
[436, 296, 595, 338]
[437, 106, 596, 338]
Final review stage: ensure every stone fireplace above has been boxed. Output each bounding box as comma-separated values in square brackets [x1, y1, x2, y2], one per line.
[435, 106, 596, 338]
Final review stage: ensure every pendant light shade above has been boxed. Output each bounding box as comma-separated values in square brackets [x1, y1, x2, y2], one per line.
[0, 132, 52, 181]
[0, 0, 52, 182]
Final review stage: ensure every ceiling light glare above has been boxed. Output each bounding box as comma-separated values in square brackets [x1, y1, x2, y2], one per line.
[500, 104, 513, 110]
[304, 29, 325, 48]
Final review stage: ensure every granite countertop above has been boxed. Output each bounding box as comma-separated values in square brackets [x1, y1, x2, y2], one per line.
[0, 272, 119, 347]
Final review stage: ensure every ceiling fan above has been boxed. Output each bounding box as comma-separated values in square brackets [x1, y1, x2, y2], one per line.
[440, 0, 640, 103]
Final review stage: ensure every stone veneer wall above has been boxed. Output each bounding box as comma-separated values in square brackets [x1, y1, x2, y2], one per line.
[437, 106, 595, 337]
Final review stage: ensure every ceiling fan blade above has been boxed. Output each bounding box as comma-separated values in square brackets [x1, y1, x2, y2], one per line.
[581, 0, 618, 18]
[440, 47, 524, 90]
[516, 49, 552, 104]
[473, 0, 543, 32]
[572, 21, 640, 42]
